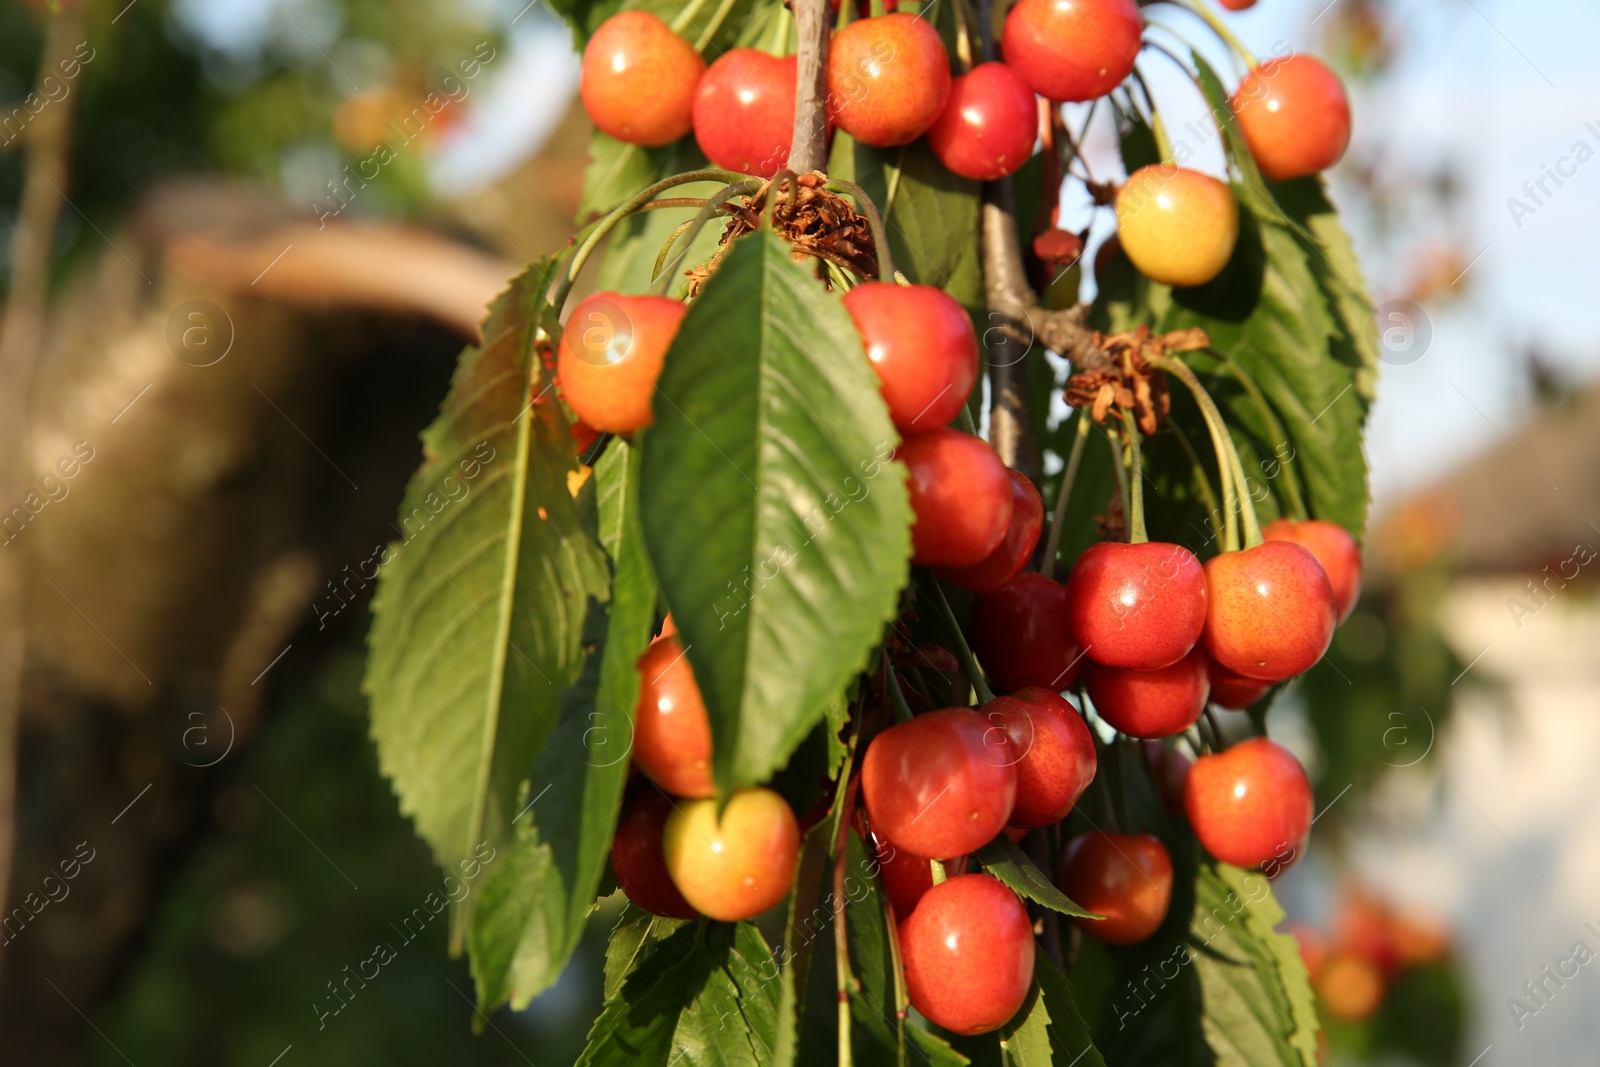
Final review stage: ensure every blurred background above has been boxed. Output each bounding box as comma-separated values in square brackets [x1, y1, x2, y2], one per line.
[0, 0, 1594, 1062]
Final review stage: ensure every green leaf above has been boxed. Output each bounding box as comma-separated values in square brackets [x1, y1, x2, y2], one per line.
[364, 259, 609, 921]
[604, 905, 686, 1000]
[577, 921, 781, 1067]
[974, 833, 1099, 920]
[828, 133, 984, 310]
[550, 0, 762, 52]
[1093, 859, 1319, 1066]
[1000, 954, 1106, 1067]
[775, 822, 834, 1067]
[908, 1027, 972, 1067]
[639, 230, 912, 796]
[467, 439, 659, 1009]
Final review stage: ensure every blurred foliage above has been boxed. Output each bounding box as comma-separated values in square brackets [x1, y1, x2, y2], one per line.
[97, 640, 610, 1066]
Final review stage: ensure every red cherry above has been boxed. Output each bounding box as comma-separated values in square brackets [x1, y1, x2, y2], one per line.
[926, 62, 1038, 180]
[972, 571, 1084, 692]
[1000, 0, 1142, 103]
[1184, 737, 1313, 869]
[936, 470, 1043, 592]
[581, 12, 705, 147]
[841, 282, 979, 433]
[1219, 0, 1256, 8]
[983, 688, 1097, 827]
[1207, 654, 1273, 710]
[612, 787, 700, 919]
[556, 292, 687, 434]
[1230, 55, 1352, 181]
[861, 707, 1018, 859]
[870, 832, 935, 918]
[1263, 517, 1362, 623]
[899, 429, 1013, 567]
[827, 13, 952, 147]
[1003, 825, 1030, 842]
[1058, 832, 1173, 944]
[1141, 741, 1191, 814]
[1084, 647, 1210, 740]
[1202, 542, 1336, 682]
[693, 49, 797, 176]
[663, 787, 800, 920]
[1065, 540, 1207, 670]
[632, 635, 714, 798]
[898, 874, 1035, 1034]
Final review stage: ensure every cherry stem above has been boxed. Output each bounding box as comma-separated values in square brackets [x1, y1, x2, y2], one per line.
[1119, 409, 1148, 544]
[951, 0, 975, 72]
[691, 0, 740, 51]
[1167, 420, 1222, 539]
[651, 179, 766, 295]
[929, 858, 948, 886]
[1040, 412, 1092, 574]
[925, 576, 997, 705]
[832, 762, 861, 1067]
[1203, 708, 1227, 751]
[667, 0, 714, 36]
[885, 664, 915, 723]
[1218, 356, 1309, 521]
[1105, 422, 1132, 538]
[1149, 353, 1261, 549]
[823, 179, 898, 282]
[1164, 0, 1257, 69]
[554, 169, 748, 307]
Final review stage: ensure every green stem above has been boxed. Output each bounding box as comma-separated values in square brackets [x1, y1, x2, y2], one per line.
[1204, 708, 1227, 750]
[1040, 412, 1092, 573]
[1119, 409, 1147, 544]
[1105, 422, 1132, 539]
[1167, 420, 1221, 542]
[929, 858, 947, 886]
[651, 179, 765, 295]
[668, 0, 715, 35]
[1151, 354, 1260, 549]
[886, 665, 914, 723]
[823, 179, 898, 282]
[691, 0, 740, 51]
[1168, 0, 1256, 68]
[1219, 357, 1308, 521]
[924, 576, 996, 704]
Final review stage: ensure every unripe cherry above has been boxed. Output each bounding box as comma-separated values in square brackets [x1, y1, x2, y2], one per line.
[632, 635, 714, 798]
[898, 429, 1013, 567]
[556, 292, 687, 433]
[926, 62, 1039, 180]
[611, 787, 700, 919]
[972, 571, 1084, 691]
[1230, 55, 1351, 181]
[898, 874, 1035, 1034]
[1263, 517, 1362, 623]
[841, 281, 978, 434]
[1184, 737, 1313, 870]
[1001, 0, 1142, 103]
[936, 469, 1043, 592]
[1202, 541, 1336, 681]
[662, 787, 800, 920]
[861, 707, 1017, 859]
[580, 12, 705, 147]
[828, 13, 951, 147]
[1116, 165, 1239, 287]
[982, 687, 1097, 827]
[1084, 647, 1210, 739]
[1058, 831, 1174, 944]
[693, 49, 796, 176]
[1065, 540, 1207, 671]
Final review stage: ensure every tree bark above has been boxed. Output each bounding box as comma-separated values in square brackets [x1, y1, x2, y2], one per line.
[789, 0, 831, 175]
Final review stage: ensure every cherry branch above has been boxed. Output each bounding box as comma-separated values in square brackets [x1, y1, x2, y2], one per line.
[789, 0, 831, 175]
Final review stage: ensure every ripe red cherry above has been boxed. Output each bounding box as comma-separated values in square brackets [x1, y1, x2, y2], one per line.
[1185, 737, 1313, 870]
[841, 281, 978, 433]
[936, 470, 1043, 592]
[1230, 55, 1352, 181]
[870, 832, 934, 918]
[827, 13, 951, 147]
[557, 292, 687, 434]
[1084, 646, 1210, 739]
[1219, 0, 1256, 9]
[898, 874, 1035, 1034]
[1263, 517, 1362, 623]
[1207, 655, 1273, 710]
[663, 787, 800, 920]
[1058, 832, 1173, 944]
[899, 429, 1013, 567]
[581, 12, 705, 147]
[1142, 741, 1191, 814]
[611, 787, 700, 919]
[1065, 540, 1207, 670]
[1001, 0, 1142, 103]
[1203, 542, 1336, 682]
[693, 49, 797, 176]
[926, 62, 1038, 180]
[972, 571, 1084, 692]
[983, 688, 1097, 827]
[861, 707, 1017, 859]
[632, 635, 714, 798]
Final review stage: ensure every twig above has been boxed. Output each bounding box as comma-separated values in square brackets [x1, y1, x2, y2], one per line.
[789, 0, 831, 175]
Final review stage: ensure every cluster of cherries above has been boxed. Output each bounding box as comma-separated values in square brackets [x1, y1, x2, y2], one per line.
[581, 0, 1352, 291]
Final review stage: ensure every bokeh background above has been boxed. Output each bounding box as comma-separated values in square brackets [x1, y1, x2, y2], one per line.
[0, 0, 1595, 1063]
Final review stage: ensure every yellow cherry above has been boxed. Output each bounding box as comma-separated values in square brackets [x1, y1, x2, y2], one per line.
[1114, 165, 1239, 288]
